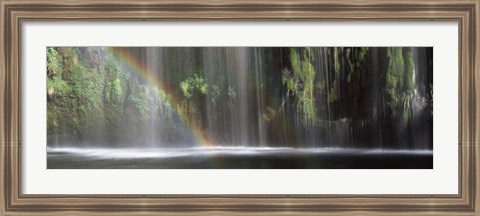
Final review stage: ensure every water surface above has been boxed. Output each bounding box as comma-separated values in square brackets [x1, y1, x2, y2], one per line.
[47, 147, 433, 169]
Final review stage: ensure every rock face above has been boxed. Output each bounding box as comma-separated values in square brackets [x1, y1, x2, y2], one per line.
[47, 47, 433, 150]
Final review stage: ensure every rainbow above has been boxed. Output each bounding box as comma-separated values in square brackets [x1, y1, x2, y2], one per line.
[109, 47, 212, 147]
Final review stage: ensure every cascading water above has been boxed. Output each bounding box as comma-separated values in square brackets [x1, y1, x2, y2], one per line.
[46, 47, 433, 168]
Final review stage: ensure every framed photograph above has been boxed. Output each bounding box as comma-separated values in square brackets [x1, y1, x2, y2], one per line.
[1, 0, 478, 215]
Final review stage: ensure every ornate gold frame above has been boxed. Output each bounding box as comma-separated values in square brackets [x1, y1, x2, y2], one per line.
[1, 0, 478, 215]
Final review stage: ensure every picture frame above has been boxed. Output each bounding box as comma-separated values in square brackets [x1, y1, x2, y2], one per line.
[1, 0, 478, 215]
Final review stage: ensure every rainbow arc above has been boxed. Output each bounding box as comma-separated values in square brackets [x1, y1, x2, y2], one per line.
[110, 47, 212, 147]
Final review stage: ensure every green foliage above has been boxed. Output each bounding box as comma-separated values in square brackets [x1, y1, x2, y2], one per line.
[129, 94, 150, 115]
[103, 59, 127, 105]
[262, 106, 277, 123]
[47, 48, 71, 97]
[328, 84, 337, 103]
[194, 74, 208, 94]
[47, 75, 71, 96]
[180, 80, 191, 98]
[179, 72, 237, 125]
[47, 47, 63, 77]
[355, 47, 368, 66]
[47, 47, 428, 148]
[333, 48, 341, 73]
[71, 64, 104, 111]
[289, 49, 301, 76]
[384, 47, 416, 127]
[285, 48, 318, 123]
[180, 73, 208, 98]
[282, 69, 297, 95]
[47, 47, 141, 143]
[210, 85, 220, 105]
[393, 48, 405, 88]
[227, 86, 236, 98]
[403, 48, 415, 91]
[113, 78, 122, 98]
[386, 48, 401, 115]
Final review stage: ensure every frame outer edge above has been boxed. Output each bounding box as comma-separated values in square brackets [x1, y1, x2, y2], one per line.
[0, 0, 5, 214]
[474, 0, 480, 214]
[1, 0, 479, 215]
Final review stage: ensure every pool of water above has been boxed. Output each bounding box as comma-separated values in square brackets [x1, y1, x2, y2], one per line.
[47, 147, 433, 169]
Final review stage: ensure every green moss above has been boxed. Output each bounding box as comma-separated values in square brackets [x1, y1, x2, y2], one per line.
[262, 106, 277, 123]
[333, 48, 341, 73]
[286, 48, 318, 123]
[47, 47, 63, 77]
[403, 48, 415, 92]
[384, 47, 416, 125]
[180, 73, 209, 98]
[180, 80, 191, 98]
[228, 86, 236, 98]
[129, 94, 150, 115]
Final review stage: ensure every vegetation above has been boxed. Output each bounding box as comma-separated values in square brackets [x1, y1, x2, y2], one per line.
[47, 47, 433, 149]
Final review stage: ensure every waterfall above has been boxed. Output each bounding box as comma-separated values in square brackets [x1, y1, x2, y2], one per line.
[47, 47, 433, 150]
[253, 47, 267, 147]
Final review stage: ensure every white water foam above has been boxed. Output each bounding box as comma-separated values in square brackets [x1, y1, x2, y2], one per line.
[47, 146, 433, 160]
